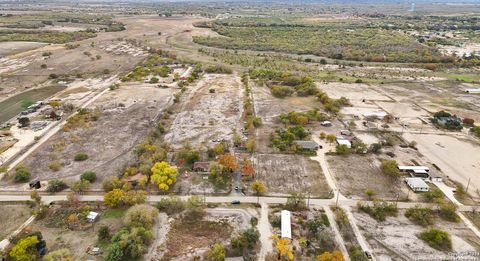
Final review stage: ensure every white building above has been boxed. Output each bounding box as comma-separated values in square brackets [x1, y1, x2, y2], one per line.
[398, 166, 430, 173]
[336, 137, 352, 149]
[465, 89, 480, 94]
[406, 177, 429, 192]
[87, 211, 99, 223]
[281, 210, 292, 239]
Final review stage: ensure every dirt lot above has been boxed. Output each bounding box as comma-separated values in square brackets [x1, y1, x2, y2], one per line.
[252, 83, 319, 123]
[0, 204, 32, 240]
[327, 154, 411, 200]
[252, 153, 330, 197]
[164, 73, 243, 149]
[18, 83, 173, 184]
[353, 209, 480, 260]
[318, 82, 392, 102]
[404, 133, 480, 198]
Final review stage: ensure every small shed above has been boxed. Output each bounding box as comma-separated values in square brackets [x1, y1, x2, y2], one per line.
[29, 180, 41, 189]
[193, 161, 210, 172]
[406, 177, 429, 192]
[281, 210, 292, 239]
[430, 175, 443, 182]
[336, 138, 352, 149]
[293, 140, 319, 151]
[87, 212, 99, 223]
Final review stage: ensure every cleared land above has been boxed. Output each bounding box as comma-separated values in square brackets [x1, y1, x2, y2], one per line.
[327, 155, 409, 200]
[18, 84, 173, 184]
[0, 204, 32, 240]
[353, 209, 480, 260]
[164, 73, 242, 149]
[253, 153, 330, 197]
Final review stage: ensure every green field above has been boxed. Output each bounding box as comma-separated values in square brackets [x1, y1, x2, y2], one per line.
[0, 30, 96, 43]
[0, 85, 66, 124]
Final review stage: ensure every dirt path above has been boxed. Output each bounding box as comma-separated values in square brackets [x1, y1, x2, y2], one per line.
[145, 213, 169, 261]
[324, 207, 350, 261]
[0, 215, 35, 252]
[257, 203, 273, 260]
[344, 206, 376, 261]
[311, 134, 347, 200]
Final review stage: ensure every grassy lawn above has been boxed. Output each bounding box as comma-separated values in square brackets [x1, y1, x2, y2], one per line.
[102, 208, 127, 219]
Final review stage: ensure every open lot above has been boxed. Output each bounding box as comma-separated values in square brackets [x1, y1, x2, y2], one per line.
[17, 83, 173, 184]
[327, 154, 410, 200]
[0, 41, 47, 56]
[0, 204, 32, 241]
[404, 133, 480, 198]
[253, 153, 331, 197]
[164, 73, 242, 149]
[354, 209, 480, 260]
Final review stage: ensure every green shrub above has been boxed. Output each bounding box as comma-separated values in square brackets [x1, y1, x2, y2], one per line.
[437, 201, 460, 223]
[81, 171, 97, 182]
[271, 85, 293, 98]
[74, 152, 89, 161]
[48, 162, 62, 171]
[405, 205, 434, 226]
[155, 196, 186, 215]
[358, 200, 397, 222]
[46, 179, 68, 193]
[14, 166, 30, 182]
[419, 228, 452, 251]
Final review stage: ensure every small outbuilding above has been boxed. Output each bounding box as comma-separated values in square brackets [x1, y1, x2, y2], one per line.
[193, 161, 210, 172]
[293, 140, 319, 151]
[87, 211, 99, 223]
[336, 137, 352, 149]
[406, 177, 429, 192]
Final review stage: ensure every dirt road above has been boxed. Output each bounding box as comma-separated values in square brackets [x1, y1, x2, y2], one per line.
[257, 203, 273, 260]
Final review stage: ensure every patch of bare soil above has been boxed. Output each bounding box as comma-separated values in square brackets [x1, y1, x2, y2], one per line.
[164, 73, 242, 149]
[0, 204, 32, 240]
[162, 215, 233, 260]
[252, 153, 330, 197]
[353, 210, 480, 261]
[327, 154, 408, 200]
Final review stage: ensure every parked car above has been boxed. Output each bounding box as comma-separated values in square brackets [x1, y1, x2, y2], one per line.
[231, 200, 240, 205]
[364, 251, 372, 259]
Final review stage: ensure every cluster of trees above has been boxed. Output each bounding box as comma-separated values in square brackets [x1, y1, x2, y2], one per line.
[104, 204, 158, 261]
[357, 200, 398, 221]
[104, 188, 147, 208]
[0, 29, 96, 44]
[62, 107, 101, 132]
[419, 228, 452, 251]
[316, 91, 350, 113]
[279, 109, 329, 126]
[8, 231, 46, 261]
[269, 125, 309, 152]
[242, 73, 262, 132]
[431, 110, 463, 130]
[204, 64, 232, 74]
[194, 25, 448, 63]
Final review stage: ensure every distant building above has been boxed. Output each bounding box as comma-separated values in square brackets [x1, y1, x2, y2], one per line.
[193, 161, 210, 172]
[281, 210, 292, 239]
[293, 140, 319, 151]
[406, 177, 429, 192]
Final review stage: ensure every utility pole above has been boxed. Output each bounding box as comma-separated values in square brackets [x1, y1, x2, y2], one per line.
[307, 191, 311, 209]
[466, 178, 471, 194]
[335, 189, 340, 208]
[203, 188, 206, 205]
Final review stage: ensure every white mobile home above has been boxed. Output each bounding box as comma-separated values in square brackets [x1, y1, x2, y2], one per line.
[281, 210, 292, 239]
[398, 166, 430, 173]
[465, 89, 480, 94]
[406, 177, 429, 192]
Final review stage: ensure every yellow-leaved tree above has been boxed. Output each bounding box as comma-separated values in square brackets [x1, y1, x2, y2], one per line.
[316, 250, 345, 261]
[270, 235, 294, 260]
[150, 161, 178, 192]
